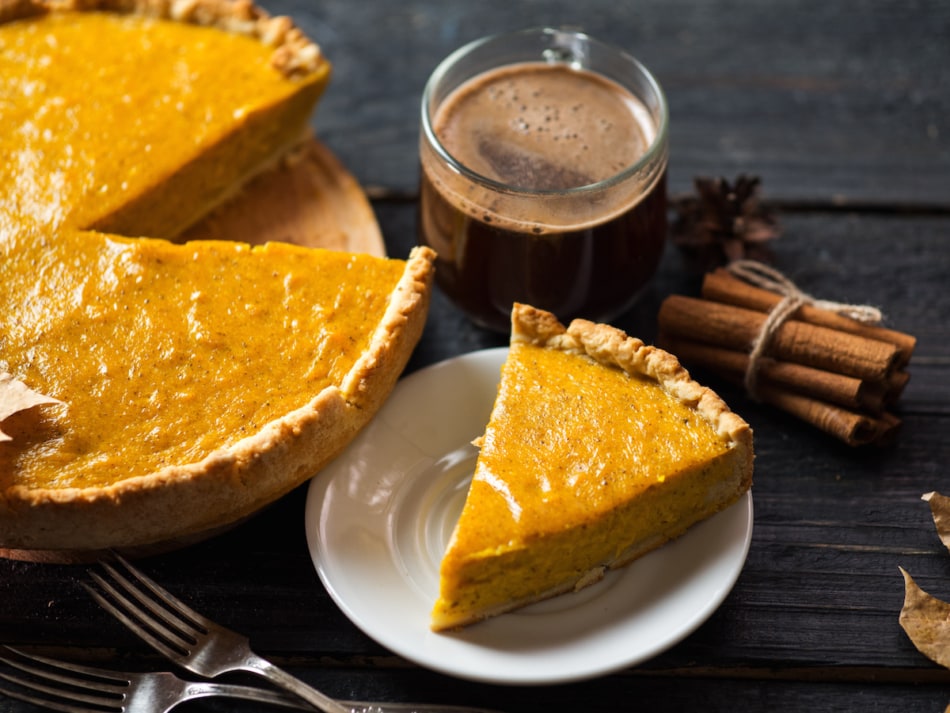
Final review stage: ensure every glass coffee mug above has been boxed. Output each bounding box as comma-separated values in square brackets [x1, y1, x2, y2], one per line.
[418, 27, 669, 333]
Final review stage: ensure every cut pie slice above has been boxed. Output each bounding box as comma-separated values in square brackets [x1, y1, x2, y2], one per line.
[432, 304, 753, 631]
[0, 2, 435, 556]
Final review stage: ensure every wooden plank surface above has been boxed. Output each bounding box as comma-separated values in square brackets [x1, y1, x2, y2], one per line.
[2, 1, 950, 711]
[264, 0, 950, 206]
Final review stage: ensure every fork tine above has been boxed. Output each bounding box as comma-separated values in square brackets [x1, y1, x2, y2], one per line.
[0, 647, 128, 693]
[97, 561, 204, 639]
[0, 645, 129, 693]
[0, 683, 99, 713]
[0, 648, 123, 713]
[81, 578, 190, 663]
[111, 553, 213, 632]
[0, 672, 119, 711]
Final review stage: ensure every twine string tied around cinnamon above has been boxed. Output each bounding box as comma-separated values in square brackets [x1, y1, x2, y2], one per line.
[725, 260, 884, 400]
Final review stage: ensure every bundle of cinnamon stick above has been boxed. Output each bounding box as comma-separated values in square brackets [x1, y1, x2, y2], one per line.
[657, 267, 915, 446]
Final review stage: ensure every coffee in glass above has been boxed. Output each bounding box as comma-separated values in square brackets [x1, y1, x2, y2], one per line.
[419, 28, 669, 332]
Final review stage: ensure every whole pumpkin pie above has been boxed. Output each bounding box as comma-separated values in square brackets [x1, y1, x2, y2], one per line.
[0, 1, 435, 554]
[431, 304, 753, 631]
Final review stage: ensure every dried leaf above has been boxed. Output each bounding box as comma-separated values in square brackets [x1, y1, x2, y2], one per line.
[923, 492, 950, 554]
[899, 567, 950, 669]
[0, 372, 61, 442]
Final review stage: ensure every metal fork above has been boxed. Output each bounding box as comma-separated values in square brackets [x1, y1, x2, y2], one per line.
[0, 647, 494, 713]
[82, 555, 504, 713]
[0, 645, 308, 713]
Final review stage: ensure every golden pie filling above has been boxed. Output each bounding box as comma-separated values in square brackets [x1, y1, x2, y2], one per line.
[0, 232, 407, 490]
[0, 12, 328, 238]
[0, 7, 340, 492]
[432, 305, 752, 630]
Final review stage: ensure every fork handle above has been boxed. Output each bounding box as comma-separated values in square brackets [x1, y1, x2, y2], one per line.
[181, 679, 313, 709]
[244, 656, 353, 713]
[184, 679, 505, 713]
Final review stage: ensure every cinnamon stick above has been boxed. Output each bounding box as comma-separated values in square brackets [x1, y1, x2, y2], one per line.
[657, 264, 915, 446]
[886, 369, 911, 404]
[658, 295, 900, 381]
[702, 269, 916, 367]
[663, 350, 902, 447]
[754, 383, 901, 448]
[658, 334, 889, 414]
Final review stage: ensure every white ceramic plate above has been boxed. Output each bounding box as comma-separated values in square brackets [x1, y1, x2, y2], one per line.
[304, 347, 753, 685]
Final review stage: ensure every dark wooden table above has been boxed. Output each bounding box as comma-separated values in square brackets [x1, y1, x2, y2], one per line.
[3, 1, 949, 711]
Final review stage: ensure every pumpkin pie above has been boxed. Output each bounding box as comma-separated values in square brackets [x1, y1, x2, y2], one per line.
[0, 1, 435, 555]
[431, 304, 753, 630]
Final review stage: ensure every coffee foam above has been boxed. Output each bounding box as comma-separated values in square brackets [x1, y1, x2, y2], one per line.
[425, 62, 660, 232]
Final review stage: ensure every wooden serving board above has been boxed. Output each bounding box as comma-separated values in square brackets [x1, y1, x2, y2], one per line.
[0, 139, 385, 564]
[179, 137, 386, 256]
